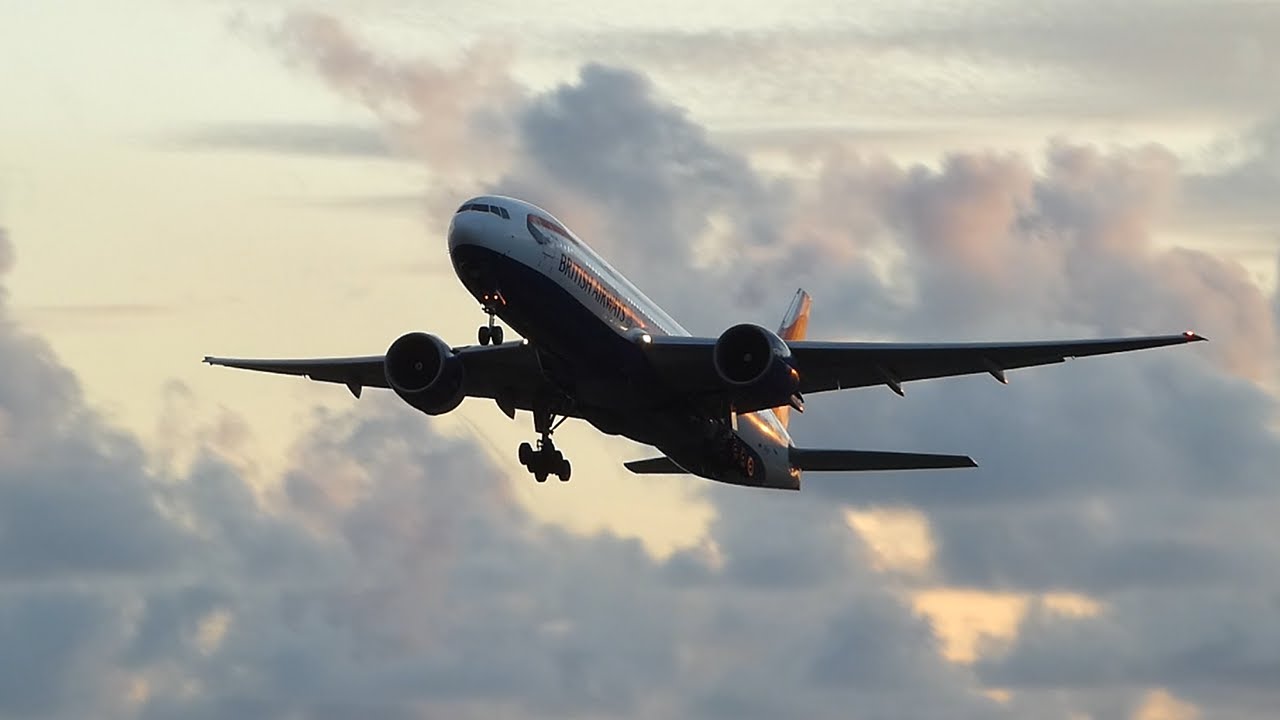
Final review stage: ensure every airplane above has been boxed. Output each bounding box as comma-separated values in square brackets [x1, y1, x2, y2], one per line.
[205, 195, 1206, 490]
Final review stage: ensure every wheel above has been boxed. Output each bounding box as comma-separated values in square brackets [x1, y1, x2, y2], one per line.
[558, 459, 572, 482]
[552, 449, 564, 465]
[534, 471, 548, 483]
[478, 325, 491, 345]
[518, 442, 533, 466]
[491, 326, 504, 344]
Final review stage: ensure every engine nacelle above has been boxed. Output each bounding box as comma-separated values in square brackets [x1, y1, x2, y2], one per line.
[712, 323, 800, 411]
[384, 332, 465, 415]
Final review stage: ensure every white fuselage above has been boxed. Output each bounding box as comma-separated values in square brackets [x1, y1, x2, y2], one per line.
[447, 195, 799, 490]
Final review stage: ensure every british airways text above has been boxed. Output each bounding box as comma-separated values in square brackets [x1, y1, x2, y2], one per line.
[559, 253, 630, 323]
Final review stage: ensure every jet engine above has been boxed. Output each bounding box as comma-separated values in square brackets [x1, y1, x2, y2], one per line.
[712, 323, 801, 411]
[384, 332, 465, 415]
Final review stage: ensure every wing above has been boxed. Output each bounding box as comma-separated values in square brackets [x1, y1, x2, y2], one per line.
[204, 341, 556, 412]
[202, 354, 387, 396]
[645, 331, 1206, 403]
[789, 332, 1206, 395]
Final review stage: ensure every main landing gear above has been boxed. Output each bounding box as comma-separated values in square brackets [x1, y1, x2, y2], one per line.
[519, 407, 572, 483]
[477, 293, 505, 346]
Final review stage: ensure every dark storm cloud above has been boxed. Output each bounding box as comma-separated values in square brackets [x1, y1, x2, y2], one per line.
[167, 123, 398, 160]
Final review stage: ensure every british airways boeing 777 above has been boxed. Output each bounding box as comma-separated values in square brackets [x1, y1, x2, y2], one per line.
[205, 195, 1205, 490]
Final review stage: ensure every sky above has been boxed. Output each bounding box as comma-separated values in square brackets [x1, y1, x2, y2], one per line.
[1, 0, 1279, 718]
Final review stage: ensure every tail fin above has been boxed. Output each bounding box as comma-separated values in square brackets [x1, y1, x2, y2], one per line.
[775, 288, 812, 428]
[778, 288, 812, 342]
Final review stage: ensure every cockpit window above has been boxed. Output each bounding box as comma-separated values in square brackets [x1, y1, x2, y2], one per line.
[454, 202, 510, 219]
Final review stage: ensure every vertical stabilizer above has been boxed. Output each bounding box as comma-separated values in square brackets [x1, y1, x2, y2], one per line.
[775, 288, 811, 428]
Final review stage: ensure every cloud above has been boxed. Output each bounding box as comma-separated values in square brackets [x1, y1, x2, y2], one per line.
[499, 63, 793, 322]
[1275, 253, 1280, 337]
[0, 246, 191, 582]
[877, 0, 1280, 118]
[269, 11, 523, 181]
[0, 225, 11, 277]
[1182, 115, 1280, 234]
[976, 591, 1280, 718]
[166, 123, 398, 160]
[565, 1, 1280, 123]
[890, 142, 1275, 378]
[0, 589, 124, 717]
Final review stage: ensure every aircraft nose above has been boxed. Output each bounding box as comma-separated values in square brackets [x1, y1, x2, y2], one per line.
[447, 210, 488, 252]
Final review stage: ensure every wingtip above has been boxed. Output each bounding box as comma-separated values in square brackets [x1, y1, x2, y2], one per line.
[1183, 331, 1208, 343]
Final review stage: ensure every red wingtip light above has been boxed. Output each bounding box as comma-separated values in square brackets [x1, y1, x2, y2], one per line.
[1183, 330, 1206, 341]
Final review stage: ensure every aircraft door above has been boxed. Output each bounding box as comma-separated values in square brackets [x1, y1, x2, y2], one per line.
[526, 213, 559, 271]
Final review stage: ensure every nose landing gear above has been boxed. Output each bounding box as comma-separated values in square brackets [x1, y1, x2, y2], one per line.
[520, 406, 571, 482]
[477, 292, 505, 346]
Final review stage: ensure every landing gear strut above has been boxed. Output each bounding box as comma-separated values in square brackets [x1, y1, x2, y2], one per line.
[520, 406, 571, 482]
[477, 293, 505, 346]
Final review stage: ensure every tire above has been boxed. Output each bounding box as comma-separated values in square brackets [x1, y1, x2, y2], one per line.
[491, 326, 504, 344]
[558, 460, 572, 482]
[534, 471, 548, 483]
[518, 442, 533, 466]
[478, 325, 491, 345]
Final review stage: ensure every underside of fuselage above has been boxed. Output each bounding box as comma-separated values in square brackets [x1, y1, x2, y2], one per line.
[447, 200, 798, 490]
[450, 242, 670, 412]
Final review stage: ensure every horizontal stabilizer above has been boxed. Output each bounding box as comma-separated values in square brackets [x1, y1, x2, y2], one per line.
[623, 456, 689, 475]
[790, 448, 977, 472]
